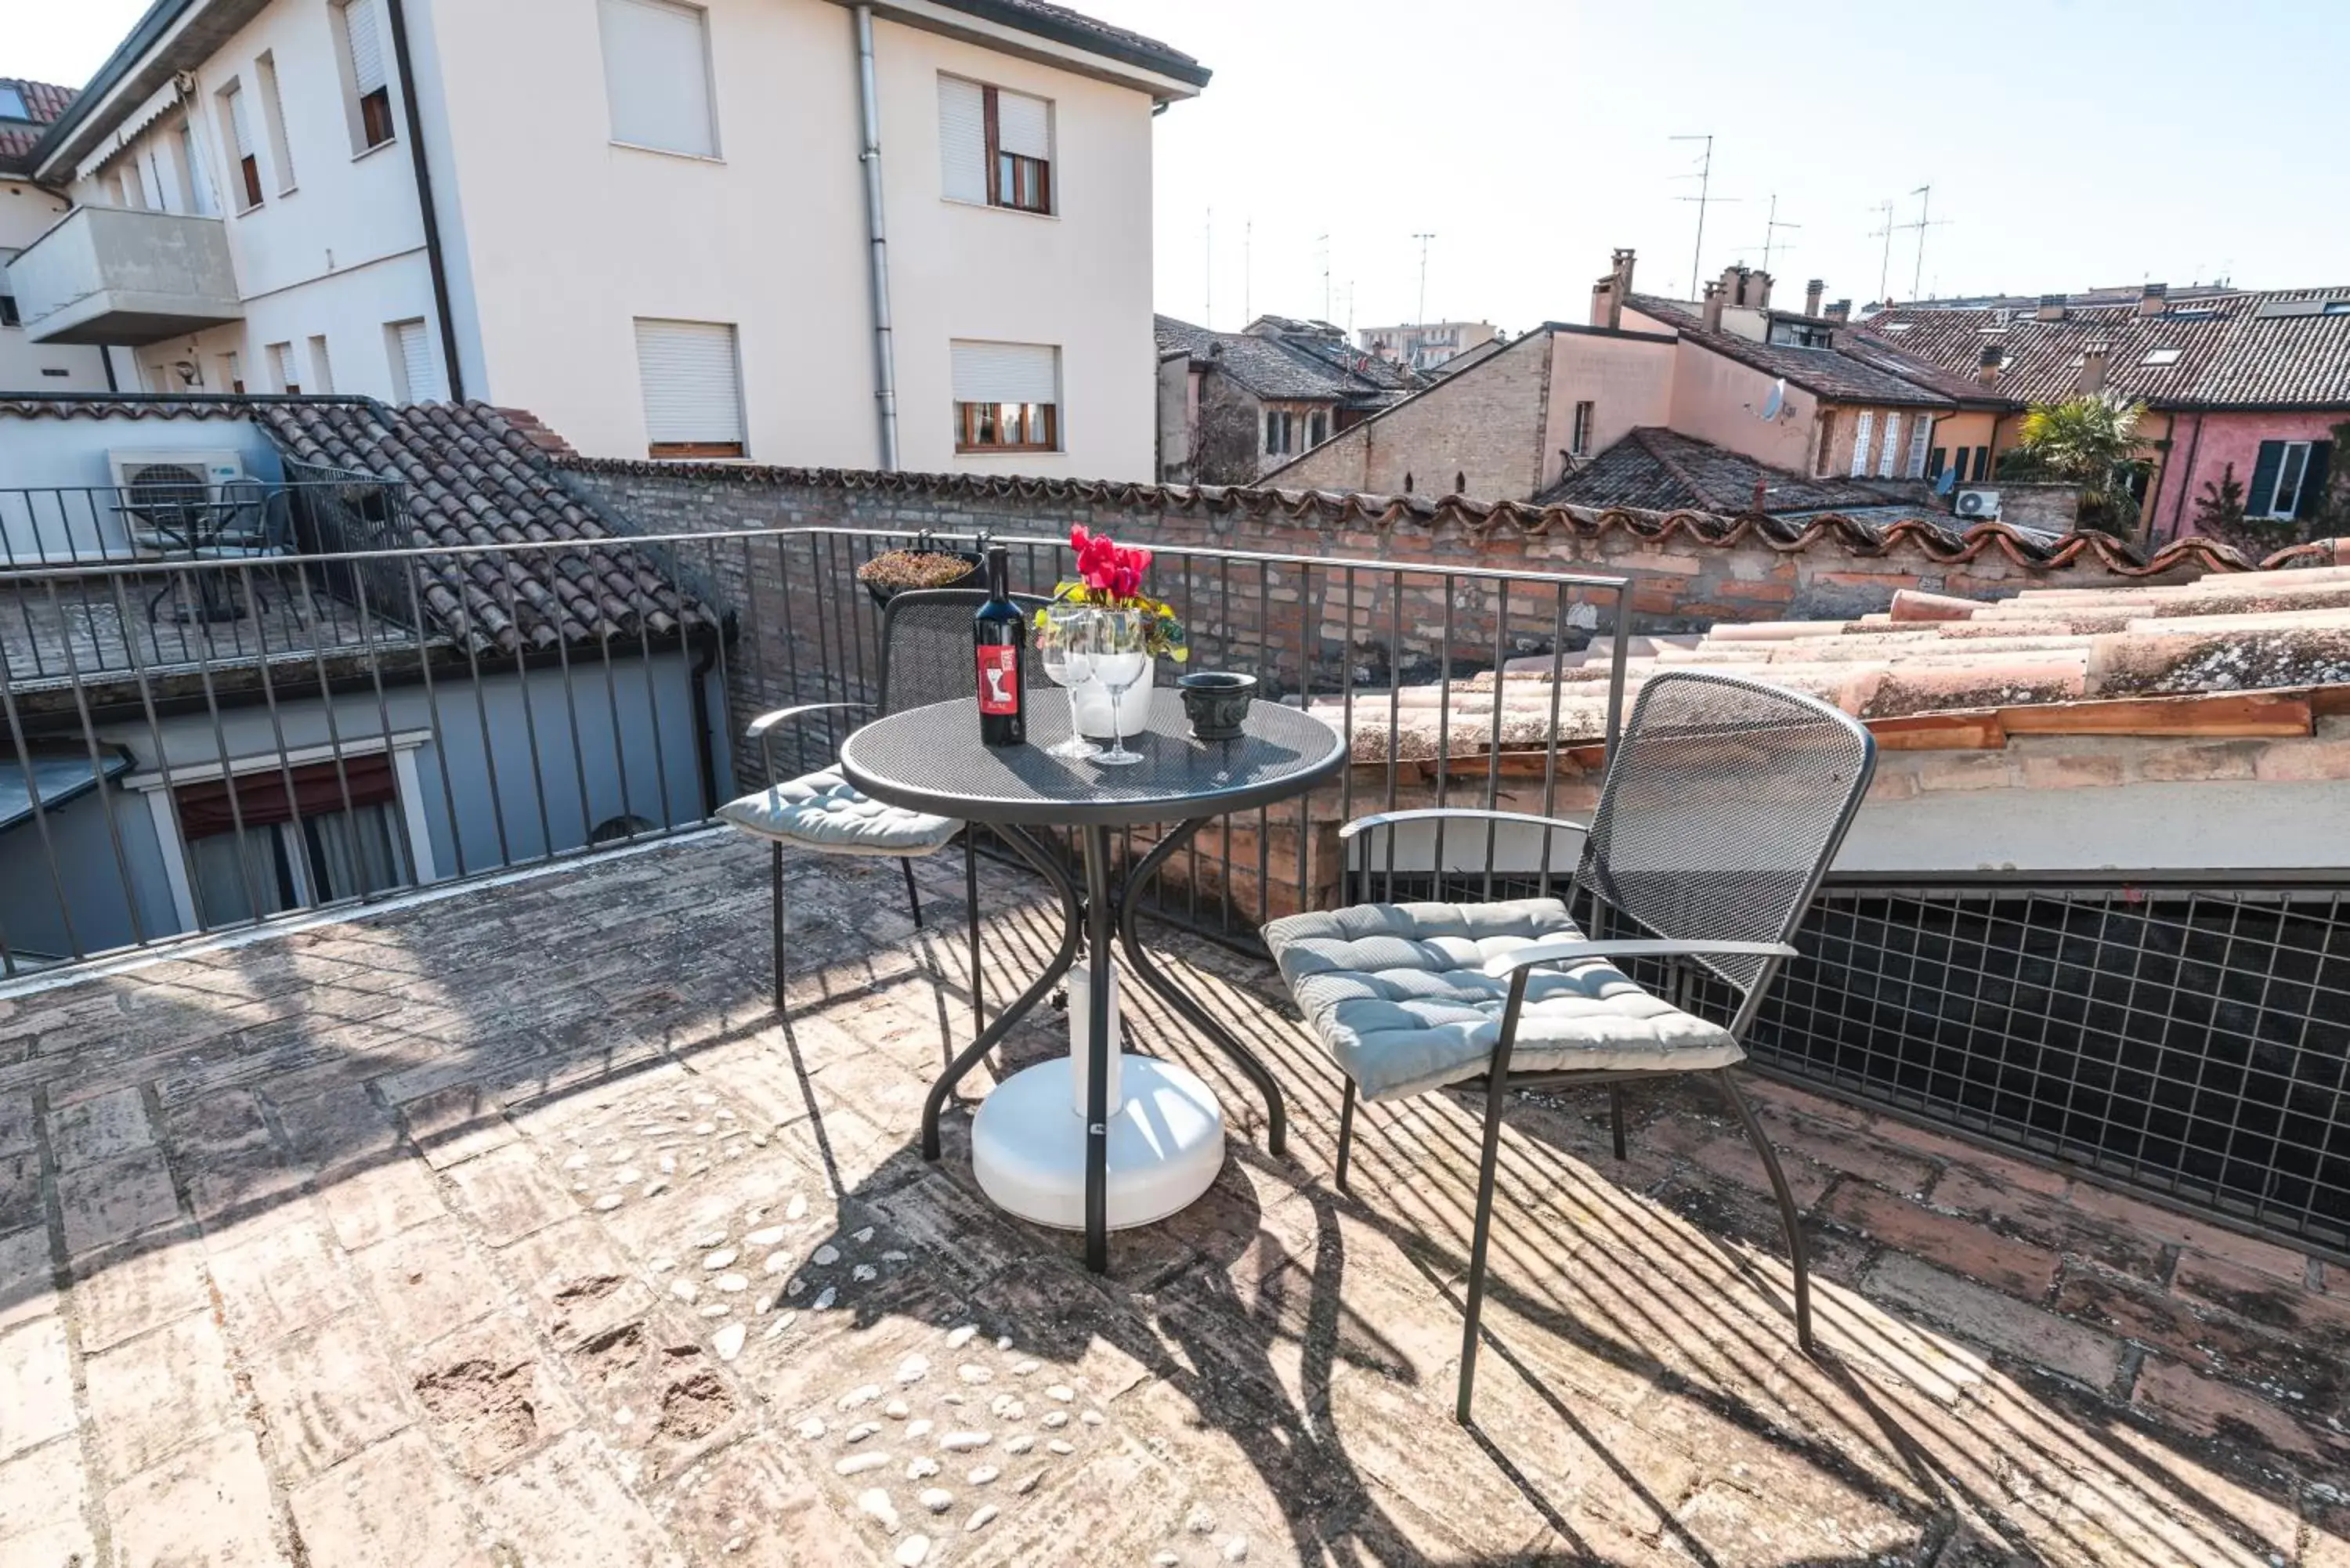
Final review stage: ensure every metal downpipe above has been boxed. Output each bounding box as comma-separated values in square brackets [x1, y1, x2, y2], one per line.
[854, 5, 900, 471]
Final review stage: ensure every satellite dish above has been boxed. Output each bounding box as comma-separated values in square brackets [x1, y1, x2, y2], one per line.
[1759, 379, 1786, 421]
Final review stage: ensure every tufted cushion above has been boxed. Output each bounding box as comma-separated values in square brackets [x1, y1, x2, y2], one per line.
[1262, 898, 1742, 1101]
[716, 770, 960, 857]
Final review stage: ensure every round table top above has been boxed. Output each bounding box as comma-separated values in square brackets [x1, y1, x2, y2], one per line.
[839, 690, 1347, 828]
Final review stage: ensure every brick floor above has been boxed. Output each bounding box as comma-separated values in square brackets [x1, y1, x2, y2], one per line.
[0, 830, 2341, 1566]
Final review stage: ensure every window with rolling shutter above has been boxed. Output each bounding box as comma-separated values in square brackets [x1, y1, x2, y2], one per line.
[599, 0, 718, 157]
[387, 318, 439, 404]
[938, 77, 986, 204]
[340, 0, 396, 151]
[951, 340, 1059, 453]
[268, 341, 298, 394]
[257, 53, 295, 193]
[308, 335, 334, 394]
[634, 319, 745, 457]
[220, 82, 263, 209]
[1848, 410, 1874, 479]
[938, 75, 1053, 214]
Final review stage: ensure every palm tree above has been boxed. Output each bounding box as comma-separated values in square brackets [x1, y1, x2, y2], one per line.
[2015, 394, 2150, 533]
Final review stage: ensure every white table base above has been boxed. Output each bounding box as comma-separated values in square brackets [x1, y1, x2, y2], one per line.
[971, 1054, 1225, 1231]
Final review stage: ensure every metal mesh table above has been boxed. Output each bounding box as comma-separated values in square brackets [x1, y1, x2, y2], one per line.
[841, 692, 1346, 1270]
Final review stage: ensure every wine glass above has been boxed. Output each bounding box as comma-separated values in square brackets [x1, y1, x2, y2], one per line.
[1086, 609, 1148, 768]
[1036, 606, 1099, 761]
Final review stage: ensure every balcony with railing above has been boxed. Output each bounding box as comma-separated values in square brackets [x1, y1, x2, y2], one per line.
[0, 522, 2341, 1566]
[5, 204, 243, 345]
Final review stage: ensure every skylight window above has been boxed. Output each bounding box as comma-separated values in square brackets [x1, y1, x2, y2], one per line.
[2141, 347, 2182, 366]
[0, 86, 28, 121]
[1880, 323, 1914, 334]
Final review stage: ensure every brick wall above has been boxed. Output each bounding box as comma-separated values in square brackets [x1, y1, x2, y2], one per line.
[1271, 329, 1555, 500]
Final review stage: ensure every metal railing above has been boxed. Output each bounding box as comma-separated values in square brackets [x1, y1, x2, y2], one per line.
[2, 522, 1633, 980]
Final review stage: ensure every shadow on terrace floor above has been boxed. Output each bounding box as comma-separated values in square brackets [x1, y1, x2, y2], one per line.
[0, 829, 2341, 1566]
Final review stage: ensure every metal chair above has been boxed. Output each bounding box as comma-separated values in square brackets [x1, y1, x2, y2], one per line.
[718, 587, 1047, 1026]
[1261, 670, 1875, 1422]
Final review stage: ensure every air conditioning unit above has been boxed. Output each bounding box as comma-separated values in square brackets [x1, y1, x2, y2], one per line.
[107, 449, 251, 555]
[1954, 487, 2002, 520]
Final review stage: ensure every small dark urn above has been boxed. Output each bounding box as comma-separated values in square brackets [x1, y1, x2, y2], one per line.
[1177, 671, 1256, 741]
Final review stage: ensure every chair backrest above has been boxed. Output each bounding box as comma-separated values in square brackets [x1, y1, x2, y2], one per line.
[1576, 670, 1875, 1020]
[877, 587, 1050, 717]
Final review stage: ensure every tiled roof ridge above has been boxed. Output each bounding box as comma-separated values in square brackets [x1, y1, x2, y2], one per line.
[253, 399, 712, 655]
[1627, 293, 1959, 410]
[552, 450, 2348, 578]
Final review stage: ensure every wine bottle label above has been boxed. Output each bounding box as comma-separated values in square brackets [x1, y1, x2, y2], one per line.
[977, 647, 1020, 715]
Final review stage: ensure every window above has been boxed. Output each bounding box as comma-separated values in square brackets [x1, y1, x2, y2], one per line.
[115, 163, 146, 209]
[2141, 347, 2182, 366]
[1905, 416, 1932, 479]
[939, 77, 1053, 215]
[1570, 400, 1595, 457]
[220, 82, 264, 209]
[1264, 410, 1292, 456]
[1813, 409, 1836, 475]
[2248, 439, 2332, 520]
[308, 334, 335, 394]
[0, 249, 19, 328]
[0, 85, 27, 120]
[256, 53, 296, 193]
[1927, 446, 1947, 481]
[1876, 414, 1902, 479]
[174, 756, 407, 923]
[175, 121, 212, 215]
[598, 0, 718, 157]
[951, 339, 1059, 453]
[268, 341, 300, 394]
[1848, 410, 1874, 478]
[1970, 445, 1991, 482]
[634, 318, 745, 457]
[1307, 411, 1327, 448]
[385, 318, 440, 403]
[336, 0, 397, 152]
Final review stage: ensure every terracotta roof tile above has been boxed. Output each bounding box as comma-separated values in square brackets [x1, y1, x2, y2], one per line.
[1627, 294, 1958, 408]
[1861, 291, 2350, 410]
[1537, 428, 1913, 515]
[259, 399, 715, 655]
[0, 77, 75, 173]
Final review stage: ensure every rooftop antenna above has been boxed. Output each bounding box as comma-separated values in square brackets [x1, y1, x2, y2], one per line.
[1243, 217, 1253, 326]
[1757, 193, 1802, 276]
[1669, 134, 1738, 298]
[1318, 233, 1331, 322]
[1893, 184, 1952, 302]
[1412, 232, 1436, 326]
[1867, 199, 1896, 304]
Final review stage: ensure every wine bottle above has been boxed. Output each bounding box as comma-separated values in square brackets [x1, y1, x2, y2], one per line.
[974, 544, 1026, 747]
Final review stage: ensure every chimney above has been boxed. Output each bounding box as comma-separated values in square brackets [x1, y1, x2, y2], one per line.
[1752, 270, 1773, 309]
[1718, 263, 1749, 308]
[1824, 298, 1851, 324]
[1977, 343, 2002, 388]
[1701, 280, 1725, 334]
[2037, 293, 2067, 322]
[1591, 247, 1634, 330]
[1804, 279, 1824, 317]
[2138, 281, 2168, 317]
[2078, 339, 2111, 396]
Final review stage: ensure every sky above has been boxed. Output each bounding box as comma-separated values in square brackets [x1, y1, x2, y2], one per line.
[12, 0, 2349, 336]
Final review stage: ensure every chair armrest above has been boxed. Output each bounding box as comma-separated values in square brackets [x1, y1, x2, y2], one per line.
[1338, 807, 1589, 842]
[1481, 938, 1798, 978]
[744, 702, 872, 741]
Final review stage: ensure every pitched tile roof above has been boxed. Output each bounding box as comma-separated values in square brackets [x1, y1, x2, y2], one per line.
[1628, 294, 1960, 409]
[920, 0, 1208, 87]
[1536, 427, 1911, 515]
[1318, 565, 2350, 768]
[1155, 314, 1425, 405]
[1861, 290, 2350, 410]
[0, 77, 75, 172]
[260, 400, 715, 654]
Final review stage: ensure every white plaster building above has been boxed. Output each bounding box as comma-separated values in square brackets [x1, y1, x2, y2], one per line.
[2, 76, 128, 394]
[5, 1, 1206, 479]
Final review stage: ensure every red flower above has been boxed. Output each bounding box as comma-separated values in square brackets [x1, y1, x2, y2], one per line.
[1070, 525, 1150, 600]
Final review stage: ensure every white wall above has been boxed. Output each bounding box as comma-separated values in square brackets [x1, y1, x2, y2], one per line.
[412, 0, 1160, 476]
[1, 179, 118, 393]
[60, 0, 442, 403]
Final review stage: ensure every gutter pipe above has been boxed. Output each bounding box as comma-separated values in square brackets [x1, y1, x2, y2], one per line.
[385, 0, 466, 403]
[854, 5, 900, 470]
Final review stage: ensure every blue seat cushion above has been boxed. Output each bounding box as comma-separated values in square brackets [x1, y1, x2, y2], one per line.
[717, 770, 960, 857]
[1262, 898, 1742, 1101]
